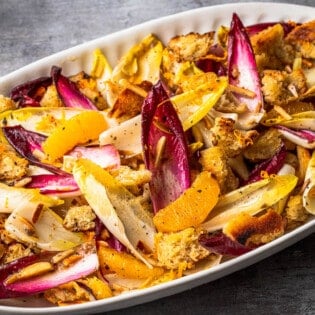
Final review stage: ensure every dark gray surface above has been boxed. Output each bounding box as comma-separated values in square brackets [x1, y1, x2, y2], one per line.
[0, 1, 314, 314]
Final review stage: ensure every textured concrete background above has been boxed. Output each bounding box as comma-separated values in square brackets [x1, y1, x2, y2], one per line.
[0, 1, 314, 314]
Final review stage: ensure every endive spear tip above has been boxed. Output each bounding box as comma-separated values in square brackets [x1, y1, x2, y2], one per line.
[228, 13, 264, 116]
[51, 66, 98, 110]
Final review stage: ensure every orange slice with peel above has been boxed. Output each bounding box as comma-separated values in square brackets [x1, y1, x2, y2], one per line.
[42, 110, 107, 162]
[153, 171, 220, 232]
[98, 245, 164, 279]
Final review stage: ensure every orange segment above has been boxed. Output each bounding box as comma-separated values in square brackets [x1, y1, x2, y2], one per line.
[98, 245, 164, 279]
[42, 110, 107, 161]
[153, 171, 220, 232]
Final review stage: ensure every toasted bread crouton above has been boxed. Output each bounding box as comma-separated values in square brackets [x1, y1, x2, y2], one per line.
[155, 227, 210, 270]
[251, 24, 295, 71]
[210, 117, 258, 158]
[167, 32, 215, 62]
[281, 100, 315, 114]
[243, 128, 282, 162]
[0, 214, 32, 264]
[214, 93, 248, 114]
[109, 81, 152, 121]
[0, 144, 29, 182]
[44, 281, 93, 305]
[199, 146, 239, 193]
[110, 165, 151, 187]
[284, 195, 309, 229]
[223, 209, 285, 246]
[162, 32, 215, 90]
[0, 214, 14, 245]
[109, 165, 152, 196]
[2, 243, 33, 264]
[286, 20, 315, 59]
[261, 69, 307, 105]
[63, 205, 96, 232]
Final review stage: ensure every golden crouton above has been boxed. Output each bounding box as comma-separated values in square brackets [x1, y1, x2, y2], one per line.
[199, 146, 239, 193]
[108, 81, 152, 122]
[286, 20, 315, 59]
[0, 214, 14, 245]
[243, 128, 282, 162]
[63, 205, 96, 232]
[281, 100, 315, 114]
[161, 32, 215, 90]
[251, 24, 295, 71]
[155, 227, 210, 270]
[167, 32, 215, 62]
[214, 93, 248, 114]
[261, 69, 307, 105]
[2, 243, 33, 264]
[210, 117, 258, 158]
[110, 165, 151, 187]
[44, 281, 93, 305]
[284, 195, 309, 229]
[0, 144, 29, 182]
[223, 209, 285, 246]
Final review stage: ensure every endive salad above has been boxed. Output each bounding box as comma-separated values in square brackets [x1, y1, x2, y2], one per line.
[0, 13, 314, 305]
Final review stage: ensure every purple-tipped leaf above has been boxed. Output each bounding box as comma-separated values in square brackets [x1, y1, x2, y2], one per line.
[199, 232, 254, 256]
[228, 13, 264, 113]
[244, 142, 287, 185]
[26, 173, 80, 197]
[276, 125, 315, 142]
[142, 80, 191, 213]
[3, 125, 45, 152]
[67, 145, 120, 169]
[1, 242, 98, 298]
[51, 66, 97, 110]
[0, 254, 42, 298]
[2, 125, 66, 175]
[10, 76, 52, 108]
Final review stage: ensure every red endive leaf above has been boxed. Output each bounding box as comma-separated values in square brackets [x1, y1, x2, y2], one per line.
[141, 80, 191, 213]
[51, 66, 97, 110]
[199, 232, 254, 256]
[1, 242, 98, 298]
[26, 173, 80, 196]
[2, 125, 65, 175]
[0, 254, 41, 298]
[10, 76, 52, 108]
[228, 13, 264, 113]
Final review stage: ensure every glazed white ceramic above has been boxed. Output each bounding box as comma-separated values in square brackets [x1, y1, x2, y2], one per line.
[0, 2, 314, 314]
